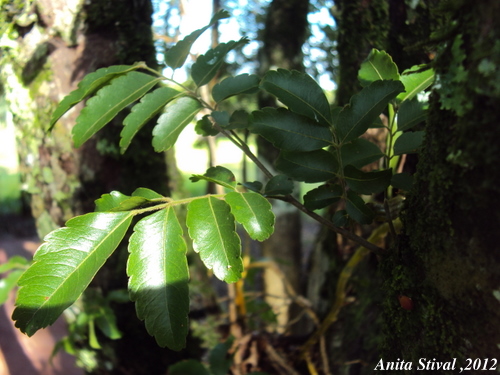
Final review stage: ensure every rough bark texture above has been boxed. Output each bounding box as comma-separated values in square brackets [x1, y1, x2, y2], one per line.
[381, 0, 500, 370]
[256, 0, 310, 333]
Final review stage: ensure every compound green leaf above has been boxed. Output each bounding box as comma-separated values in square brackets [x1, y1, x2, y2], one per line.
[192, 38, 248, 87]
[13, 212, 133, 336]
[303, 184, 343, 211]
[49, 63, 145, 130]
[393, 131, 425, 155]
[335, 80, 404, 144]
[249, 108, 333, 152]
[186, 197, 242, 283]
[261, 69, 332, 126]
[72, 71, 161, 148]
[341, 138, 384, 168]
[358, 49, 400, 87]
[264, 175, 294, 196]
[212, 74, 260, 103]
[276, 150, 339, 183]
[344, 165, 392, 194]
[120, 86, 181, 153]
[225, 192, 275, 241]
[109, 196, 150, 212]
[397, 65, 434, 102]
[165, 9, 230, 69]
[190, 166, 237, 190]
[397, 97, 427, 131]
[152, 96, 202, 152]
[127, 208, 189, 350]
[345, 191, 374, 225]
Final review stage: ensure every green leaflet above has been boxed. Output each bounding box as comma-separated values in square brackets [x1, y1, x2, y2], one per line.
[95, 191, 131, 212]
[225, 192, 275, 241]
[13, 212, 133, 336]
[0, 255, 29, 273]
[340, 138, 384, 169]
[261, 69, 332, 126]
[49, 63, 145, 131]
[345, 191, 374, 225]
[127, 208, 189, 350]
[152, 96, 202, 152]
[264, 175, 294, 196]
[397, 98, 427, 131]
[249, 108, 333, 152]
[190, 166, 237, 190]
[335, 80, 405, 144]
[393, 131, 425, 155]
[276, 150, 339, 183]
[344, 165, 392, 194]
[192, 38, 249, 87]
[132, 187, 164, 199]
[120, 86, 181, 153]
[72, 71, 161, 148]
[391, 172, 414, 191]
[358, 49, 400, 87]
[196, 115, 219, 136]
[303, 184, 343, 211]
[212, 74, 260, 103]
[165, 9, 230, 69]
[168, 360, 211, 375]
[397, 65, 434, 102]
[0, 270, 24, 305]
[186, 197, 243, 283]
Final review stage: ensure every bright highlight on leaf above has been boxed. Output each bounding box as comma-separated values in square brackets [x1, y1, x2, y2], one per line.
[186, 197, 243, 283]
[358, 49, 400, 87]
[128, 208, 189, 350]
[13, 212, 133, 336]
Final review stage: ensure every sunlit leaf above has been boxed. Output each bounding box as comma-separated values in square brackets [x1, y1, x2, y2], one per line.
[152, 96, 202, 152]
[120, 86, 181, 153]
[165, 9, 230, 69]
[393, 131, 425, 155]
[261, 69, 332, 126]
[186, 197, 242, 283]
[303, 184, 343, 211]
[95, 191, 130, 212]
[49, 63, 145, 130]
[131, 187, 164, 200]
[276, 150, 339, 183]
[341, 138, 384, 168]
[344, 165, 392, 194]
[397, 98, 427, 131]
[94, 305, 122, 340]
[264, 175, 294, 195]
[212, 73, 260, 102]
[335, 80, 404, 144]
[397, 65, 434, 101]
[72, 71, 161, 148]
[128, 208, 189, 350]
[358, 49, 400, 87]
[190, 166, 237, 190]
[249, 108, 333, 152]
[225, 192, 275, 241]
[192, 38, 248, 87]
[345, 191, 374, 224]
[13, 212, 133, 336]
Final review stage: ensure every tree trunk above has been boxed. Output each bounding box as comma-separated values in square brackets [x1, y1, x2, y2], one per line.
[0, 1, 190, 373]
[381, 0, 500, 368]
[257, 0, 310, 334]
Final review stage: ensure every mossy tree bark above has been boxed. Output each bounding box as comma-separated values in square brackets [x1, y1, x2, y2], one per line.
[381, 1, 500, 370]
[0, 1, 191, 373]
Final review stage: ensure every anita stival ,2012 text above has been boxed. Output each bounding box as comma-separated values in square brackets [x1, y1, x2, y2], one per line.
[374, 358, 498, 372]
